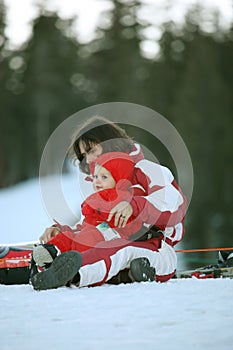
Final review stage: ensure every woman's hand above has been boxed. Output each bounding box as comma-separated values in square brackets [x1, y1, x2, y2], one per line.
[39, 226, 60, 243]
[107, 201, 133, 228]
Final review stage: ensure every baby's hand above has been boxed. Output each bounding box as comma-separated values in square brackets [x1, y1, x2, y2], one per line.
[39, 226, 60, 243]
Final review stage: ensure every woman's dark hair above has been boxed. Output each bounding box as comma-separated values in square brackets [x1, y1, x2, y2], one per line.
[68, 115, 133, 174]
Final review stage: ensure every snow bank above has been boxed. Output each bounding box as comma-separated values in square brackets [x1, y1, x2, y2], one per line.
[0, 278, 232, 350]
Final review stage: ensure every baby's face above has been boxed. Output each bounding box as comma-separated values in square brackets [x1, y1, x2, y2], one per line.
[93, 164, 116, 191]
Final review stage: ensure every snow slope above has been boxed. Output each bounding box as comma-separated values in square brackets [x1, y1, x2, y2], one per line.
[1, 279, 233, 350]
[0, 178, 233, 350]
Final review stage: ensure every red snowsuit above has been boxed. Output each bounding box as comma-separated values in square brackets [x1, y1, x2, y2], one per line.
[49, 145, 186, 285]
[48, 185, 143, 253]
[48, 153, 143, 253]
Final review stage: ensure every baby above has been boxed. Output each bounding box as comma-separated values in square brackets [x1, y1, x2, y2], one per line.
[32, 152, 143, 269]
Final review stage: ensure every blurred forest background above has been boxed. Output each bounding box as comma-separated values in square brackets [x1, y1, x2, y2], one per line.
[0, 0, 232, 263]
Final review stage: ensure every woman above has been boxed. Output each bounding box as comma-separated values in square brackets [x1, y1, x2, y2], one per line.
[34, 115, 186, 290]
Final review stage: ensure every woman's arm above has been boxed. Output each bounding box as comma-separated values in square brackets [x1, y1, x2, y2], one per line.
[83, 189, 134, 229]
[130, 160, 186, 228]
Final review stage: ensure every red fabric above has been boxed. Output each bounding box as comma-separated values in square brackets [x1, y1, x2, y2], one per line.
[129, 164, 186, 246]
[81, 238, 162, 266]
[156, 270, 176, 283]
[48, 185, 143, 253]
[90, 152, 135, 184]
[131, 195, 186, 229]
[77, 144, 185, 284]
[80, 236, 164, 286]
[81, 144, 186, 245]
[82, 185, 142, 238]
[129, 143, 145, 163]
[48, 226, 105, 253]
[0, 248, 32, 269]
[49, 143, 185, 285]
[130, 167, 186, 225]
[48, 152, 144, 252]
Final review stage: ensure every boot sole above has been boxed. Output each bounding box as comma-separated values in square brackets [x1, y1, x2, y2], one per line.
[129, 257, 156, 282]
[31, 251, 82, 291]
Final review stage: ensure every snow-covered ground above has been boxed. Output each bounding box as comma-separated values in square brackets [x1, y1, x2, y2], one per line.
[0, 177, 233, 350]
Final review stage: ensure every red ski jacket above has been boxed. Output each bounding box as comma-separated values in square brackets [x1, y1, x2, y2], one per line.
[81, 185, 142, 240]
[57, 144, 186, 247]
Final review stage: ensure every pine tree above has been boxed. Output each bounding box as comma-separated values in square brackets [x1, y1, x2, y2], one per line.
[82, 0, 148, 103]
[173, 9, 233, 250]
[17, 12, 85, 178]
[143, 20, 185, 121]
[0, 0, 17, 186]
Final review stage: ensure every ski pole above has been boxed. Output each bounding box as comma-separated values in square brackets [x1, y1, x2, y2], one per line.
[176, 247, 233, 253]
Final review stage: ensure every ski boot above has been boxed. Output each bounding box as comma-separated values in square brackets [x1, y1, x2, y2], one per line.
[30, 251, 82, 291]
[107, 257, 156, 284]
[218, 250, 233, 267]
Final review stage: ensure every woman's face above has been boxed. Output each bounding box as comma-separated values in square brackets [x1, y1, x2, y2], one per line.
[79, 141, 103, 164]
